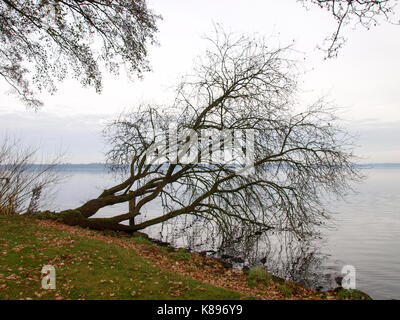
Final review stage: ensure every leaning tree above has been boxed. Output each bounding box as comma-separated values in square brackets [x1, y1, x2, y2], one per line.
[53, 29, 359, 239]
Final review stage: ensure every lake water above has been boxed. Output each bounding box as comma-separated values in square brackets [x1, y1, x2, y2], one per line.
[50, 165, 400, 300]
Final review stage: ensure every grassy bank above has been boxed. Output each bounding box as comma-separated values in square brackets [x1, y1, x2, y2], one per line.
[0, 216, 371, 300]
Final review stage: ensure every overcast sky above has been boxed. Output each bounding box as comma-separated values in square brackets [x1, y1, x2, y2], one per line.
[1, 0, 399, 163]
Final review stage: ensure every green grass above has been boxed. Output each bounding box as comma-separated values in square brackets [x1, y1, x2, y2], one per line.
[131, 235, 153, 246]
[0, 216, 245, 300]
[171, 248, 191, 261]
[277, 283, 295, 297]
[247, 266, 272, 288]
[335, 288, 372, 300]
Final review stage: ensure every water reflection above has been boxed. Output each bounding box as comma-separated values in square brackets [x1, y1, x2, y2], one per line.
[157, 217, 339, 290]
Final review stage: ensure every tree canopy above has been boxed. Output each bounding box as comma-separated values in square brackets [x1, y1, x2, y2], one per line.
[0, 1, 398, 108]
[0, 0, 160, 108]
[301, 0, 399, 58]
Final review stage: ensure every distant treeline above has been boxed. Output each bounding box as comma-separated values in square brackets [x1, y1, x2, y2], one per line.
[0, 163, 107, 172]
[1, 163, 400, 173]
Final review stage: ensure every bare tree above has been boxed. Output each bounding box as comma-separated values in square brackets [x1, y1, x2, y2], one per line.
[0, 0, 160, 108]
[302, 0, 399, 58]
[0, 135, 61, 215]
[54, 29, 359, 239]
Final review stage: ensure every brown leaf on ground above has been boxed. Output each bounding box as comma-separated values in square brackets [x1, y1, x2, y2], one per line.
[35, 219, 340, 300]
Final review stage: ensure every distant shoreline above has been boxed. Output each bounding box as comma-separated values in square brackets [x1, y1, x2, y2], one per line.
[27, 162, 400, 167]
[3, 163, 400, 172]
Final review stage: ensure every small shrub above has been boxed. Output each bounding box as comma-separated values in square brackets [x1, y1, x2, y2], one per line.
[0, 202, 16, 216]
[172, 248, 191, 261]
[34, 210, 56, 219]
[336, 288, 372, 300]
[247, 266, 272, 288]
[0, 136, 62, 215]
[278, 284, 294, 297]
[132, 235, 153, 245]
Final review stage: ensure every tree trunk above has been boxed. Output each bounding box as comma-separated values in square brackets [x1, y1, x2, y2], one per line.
[41, 190, 148, 234]
[74, 194, 131, 218]
[40, 209, 143, 233]
[128, 193, 136, 226]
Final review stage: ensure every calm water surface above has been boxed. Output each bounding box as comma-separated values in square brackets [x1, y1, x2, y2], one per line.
[51, 166, 400, 300]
